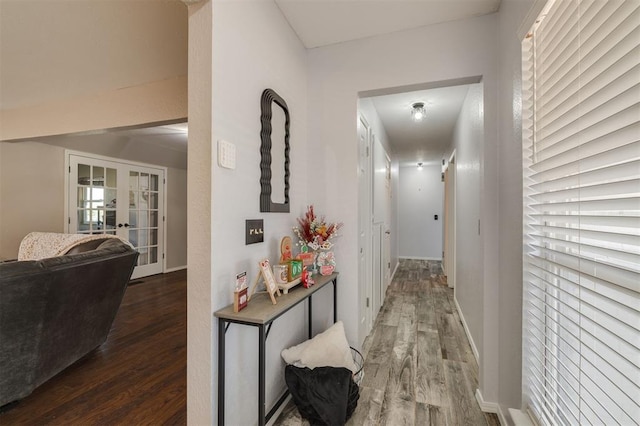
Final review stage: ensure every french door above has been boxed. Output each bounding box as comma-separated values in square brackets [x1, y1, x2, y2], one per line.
[67, 153, 165, 279]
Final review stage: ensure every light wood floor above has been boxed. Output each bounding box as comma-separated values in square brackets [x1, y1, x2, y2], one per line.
[0, 270, 187, 425]
[276, 259, 499, 426]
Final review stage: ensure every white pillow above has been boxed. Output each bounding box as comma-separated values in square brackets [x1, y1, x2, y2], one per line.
[281, 321, 357, 372]
[281, 338, 312, 366]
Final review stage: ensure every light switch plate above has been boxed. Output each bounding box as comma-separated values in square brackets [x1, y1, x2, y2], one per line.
[218, 140, 236, 169]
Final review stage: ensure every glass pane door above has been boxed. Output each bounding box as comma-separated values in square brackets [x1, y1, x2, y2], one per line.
[128, 169, 162, 272]
[72, 160, 118, 236]
[69, 154, 165, 279]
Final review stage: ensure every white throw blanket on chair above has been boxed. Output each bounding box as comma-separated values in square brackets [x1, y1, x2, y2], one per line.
[18, 232, 131, 261]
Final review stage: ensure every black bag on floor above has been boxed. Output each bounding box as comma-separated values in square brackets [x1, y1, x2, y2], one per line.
[285, 365, 359, 426]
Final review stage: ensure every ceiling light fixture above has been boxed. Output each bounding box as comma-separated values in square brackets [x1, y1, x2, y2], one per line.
[411, 102, 426, 122]
[417, 162, 423, 170]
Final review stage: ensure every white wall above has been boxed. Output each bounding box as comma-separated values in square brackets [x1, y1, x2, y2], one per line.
[209, 2, 312, 424]
[166, 167, 188, 270]
[448, 83, 484, 365]
[0, 142, 65, 260]
[0, 1, 187, 140]
[186, 1, 213, 423]
[398, 164, 443, 259]
[307, 14, 499, 396]
[497, 0, 537, 416]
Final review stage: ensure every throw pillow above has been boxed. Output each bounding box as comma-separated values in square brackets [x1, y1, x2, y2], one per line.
[299, 321, 357, 373]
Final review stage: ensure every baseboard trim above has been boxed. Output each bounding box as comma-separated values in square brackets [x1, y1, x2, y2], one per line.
[390, 262, 399, 281]
[267, 394, 292, 426]
[398, 256, 443, 261]
[165, 265, 187, 273]
[498, 405, 509, 426]
[509, 408, 537, 426]
[476, 389, 507, 425]
[453, 296, 480, 364]
[475, 389, 499, 412]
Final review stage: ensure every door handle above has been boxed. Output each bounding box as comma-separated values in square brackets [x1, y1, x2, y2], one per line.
[118, 223, 123, 228]
[124, 223, 130, 228]
[385, 231, 391, 235]
[118, 223, 131, 228]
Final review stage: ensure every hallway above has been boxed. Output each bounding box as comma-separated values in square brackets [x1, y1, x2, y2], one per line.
[277, 259, 499, 425]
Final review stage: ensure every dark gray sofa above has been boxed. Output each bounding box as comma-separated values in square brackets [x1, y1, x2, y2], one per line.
[0, 238, 138, 407]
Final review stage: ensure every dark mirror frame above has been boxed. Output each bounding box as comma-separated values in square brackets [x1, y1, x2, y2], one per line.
[260, 88, 290, 213]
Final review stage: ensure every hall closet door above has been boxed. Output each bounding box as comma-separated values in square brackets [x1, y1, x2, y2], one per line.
[67, 153, 165, 279]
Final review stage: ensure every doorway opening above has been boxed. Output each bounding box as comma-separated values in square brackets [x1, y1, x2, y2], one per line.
[357, 77, 483, 346]
[0, 120, 188, 279]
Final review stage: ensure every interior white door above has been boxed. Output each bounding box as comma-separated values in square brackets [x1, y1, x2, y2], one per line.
[126, 166, 165, 279]
[68, 154, 165, 279]
[357, 116, 373, 338]
[372, 137, 392, 296]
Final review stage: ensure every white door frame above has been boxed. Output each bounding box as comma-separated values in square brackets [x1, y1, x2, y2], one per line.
[64, 149, 169, 275]
[444, 150, 456, 289]
[357, 115, 373, 344]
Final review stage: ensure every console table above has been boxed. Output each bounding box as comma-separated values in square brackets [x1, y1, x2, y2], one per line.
[214, 272, 338, 426]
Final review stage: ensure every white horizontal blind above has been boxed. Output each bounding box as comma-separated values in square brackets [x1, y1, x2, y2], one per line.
[522, 1, 640, 425]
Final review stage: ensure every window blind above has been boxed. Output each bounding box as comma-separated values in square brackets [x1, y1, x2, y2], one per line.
[522, 0, 640, 425]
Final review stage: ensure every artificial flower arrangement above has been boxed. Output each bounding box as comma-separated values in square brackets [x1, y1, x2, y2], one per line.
[293, 205, 343, 251]
[293, 205, 343, 276]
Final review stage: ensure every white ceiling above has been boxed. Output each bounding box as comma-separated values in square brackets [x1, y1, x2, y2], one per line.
[275, 0, 501, 48]
[369, 84, 471, 165]
[35, 123, 188, 152]
[107, 123, 189, 153]
[30, 122, 188, 169]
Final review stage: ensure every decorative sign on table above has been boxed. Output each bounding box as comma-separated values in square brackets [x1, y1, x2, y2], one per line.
[287, 259, 303, 281]
[233, 271, 248, 313]
[298, 251, 314, 266]
[249, 259, 281, 304]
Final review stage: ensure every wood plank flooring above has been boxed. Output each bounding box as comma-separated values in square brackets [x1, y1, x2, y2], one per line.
[0, 270, 187, 426]
[275, 259, 499, 426]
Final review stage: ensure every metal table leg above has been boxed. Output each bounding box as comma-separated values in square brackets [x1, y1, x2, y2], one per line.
[258, 324, 266, 426]
[333, 278, 337, 323]
[308, 294, 313, 339]
[218, 319, 226, 426]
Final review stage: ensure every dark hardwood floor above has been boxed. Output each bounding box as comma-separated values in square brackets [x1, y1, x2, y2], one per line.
[0, 270, 187, 426]
[276, 259, 500, 426]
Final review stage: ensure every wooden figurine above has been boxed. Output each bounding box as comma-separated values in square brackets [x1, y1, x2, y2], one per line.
[280, 236, 293, 263]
